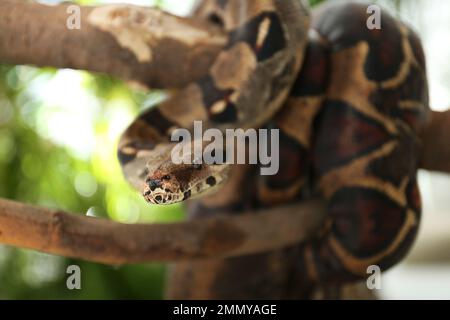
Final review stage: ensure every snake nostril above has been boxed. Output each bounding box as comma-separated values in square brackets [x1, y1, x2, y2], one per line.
[147, 179, 161, 191]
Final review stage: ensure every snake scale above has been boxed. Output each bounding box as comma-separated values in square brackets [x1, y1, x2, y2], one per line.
[118, 0, 429, 289]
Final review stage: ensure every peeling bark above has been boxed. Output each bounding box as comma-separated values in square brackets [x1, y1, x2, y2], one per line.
[0, 0, 226, 88]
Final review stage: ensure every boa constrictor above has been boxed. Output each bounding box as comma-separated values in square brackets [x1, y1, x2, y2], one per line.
[119, 1, 429, 287]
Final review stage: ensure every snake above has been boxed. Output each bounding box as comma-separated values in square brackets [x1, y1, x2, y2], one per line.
[118, 0, 429, 289]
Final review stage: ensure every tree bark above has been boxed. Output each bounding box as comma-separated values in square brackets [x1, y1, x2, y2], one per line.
[420, 110, 450, 174]
[0, 197, 325, 265]
[0, 0, 225, 88]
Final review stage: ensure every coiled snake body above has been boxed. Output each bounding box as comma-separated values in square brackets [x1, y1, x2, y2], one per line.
[119, 1, 429, 288]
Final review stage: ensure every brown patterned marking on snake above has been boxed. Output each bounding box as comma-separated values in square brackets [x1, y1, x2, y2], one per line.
[257, 128, 309, 205]
[275, 96, 323, 148]
[255, 30, 330, 206]
[368, 128, 420, 187]
[330, 188, 414, 256]
[291, 31, 329, 97]
[327, 42, 397, 135]
[118, 116, 168, 164]
[379, 24, 421, 90]
[198, 164, 258, 212]
[314, 100, 394, 176]
[370, 66, 428, 116]
[329, 208, 417, 276]
[197, 75, 237, 123]
[318, 140, 408, 205]
[399, 100, 427, 110]
[159, 84, 208, 127]
[210, 42, 257, 90]
[258, 178, 305, 206]
[290, 2, 429, 285]
[120, 1, 430, 294]
[313, 2, 406, 83]
[227, 12, 286, 62]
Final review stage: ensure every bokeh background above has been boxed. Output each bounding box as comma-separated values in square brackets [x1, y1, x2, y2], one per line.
[1, 0, 450, 299]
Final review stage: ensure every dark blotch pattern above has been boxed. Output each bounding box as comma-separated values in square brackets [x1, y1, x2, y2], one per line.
[368, 127, 419, 187]
[329, 187, 411, 258]
[198, 75, 233, 107]
[369, 63, 429, 132]
[228, 12, 287, 62]
[313, 2, 404, 82]
[313, 100, 391, 175]
[262, 125, 309, 190]
[197, 75, 237, 124]
[206, 176, 217, 187]
[200, 12, 288, 124]
[140, 107, 176, 136]
[291, 37, 330, 97]
[210, 103, 238, 123]
[117, 149, 136, 166]
[298, 185, 420, 284]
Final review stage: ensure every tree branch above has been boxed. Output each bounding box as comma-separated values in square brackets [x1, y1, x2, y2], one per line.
[0, 0, 226, 88]
[0, 198, 325, 265]
[420, 110, 450, 174]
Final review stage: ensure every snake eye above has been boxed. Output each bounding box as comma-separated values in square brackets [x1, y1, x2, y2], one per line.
[208, 13, 224, 27]
[162, 175, 171, 180]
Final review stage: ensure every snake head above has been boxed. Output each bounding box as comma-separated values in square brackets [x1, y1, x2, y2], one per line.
[143, 172, 183, 205]
[142, 162, 229, 205]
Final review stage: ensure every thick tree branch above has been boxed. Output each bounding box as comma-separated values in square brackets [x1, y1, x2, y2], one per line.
[0, 198, 325, 265]
[420, 110, 450, 174]
[0, 0, 226, 88]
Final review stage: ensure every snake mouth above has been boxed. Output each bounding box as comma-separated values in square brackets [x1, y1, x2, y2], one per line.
[142, 175, 225, 205]
[143, 190, 182, 205]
